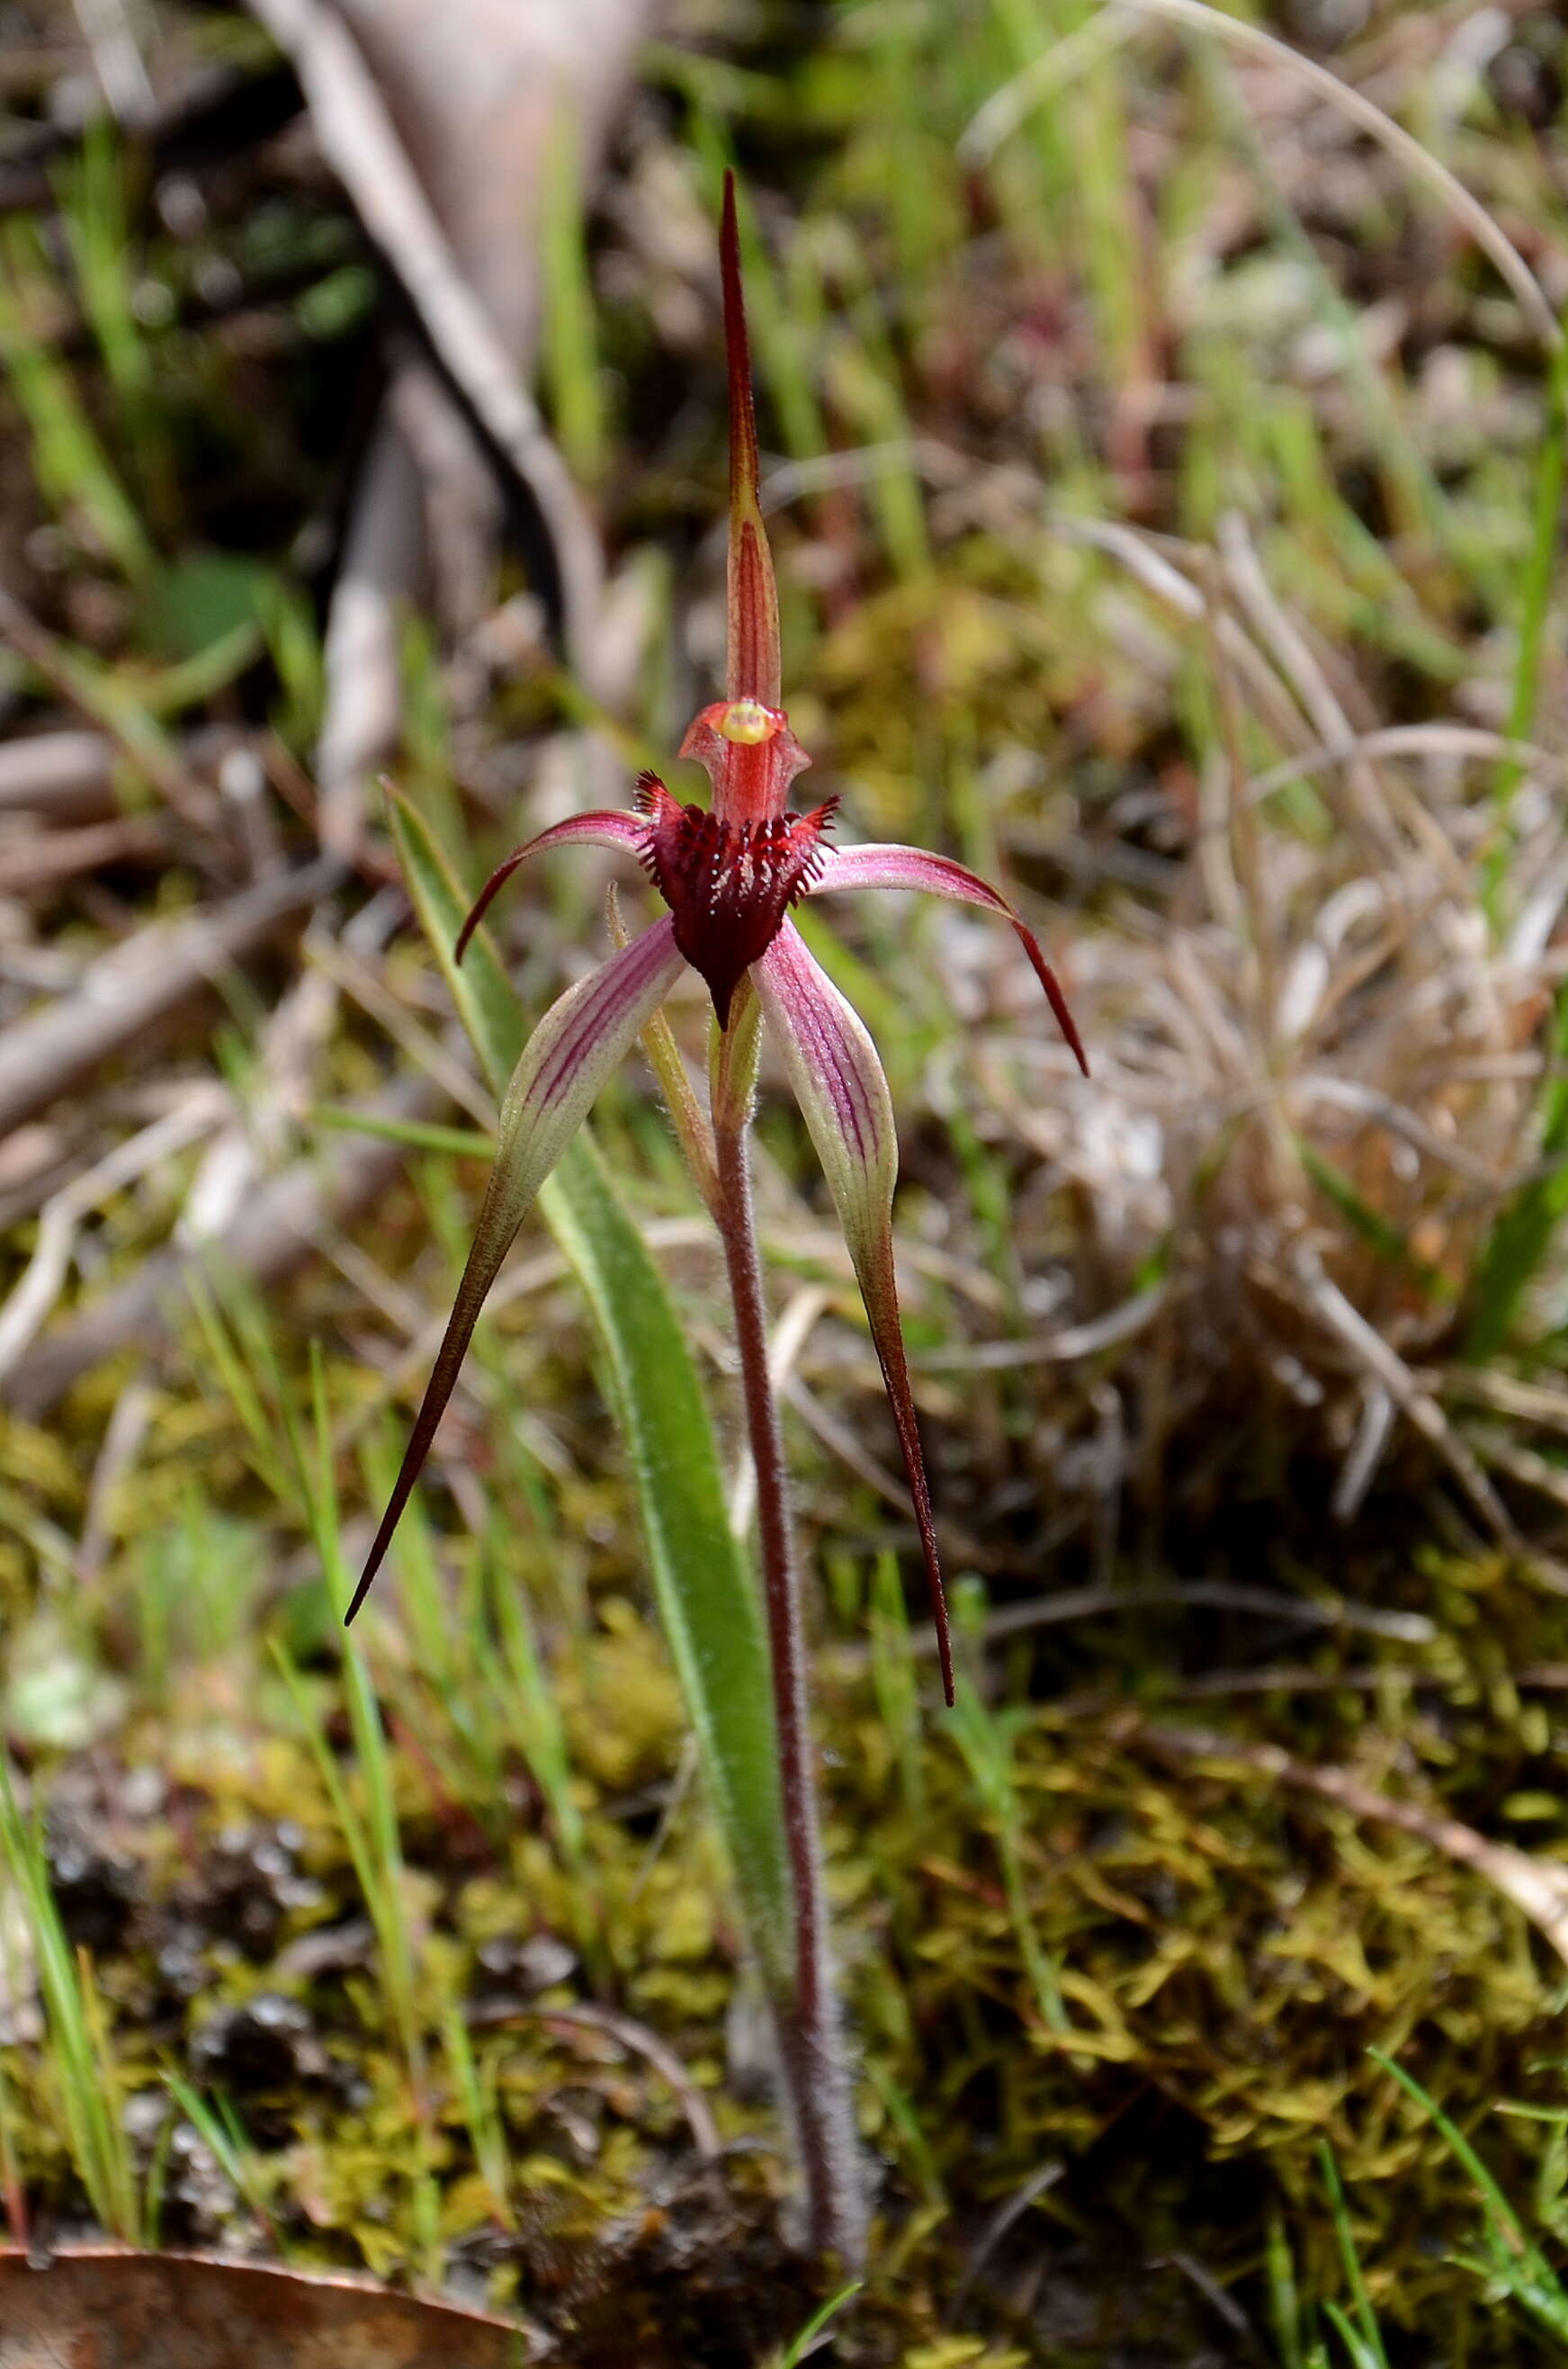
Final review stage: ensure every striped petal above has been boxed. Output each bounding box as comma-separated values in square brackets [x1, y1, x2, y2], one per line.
[455, 810, 649, 962]
[753, 920, 954, 1703]
[806, 841, 1089, 1077]
[346, 917, 685, 1622]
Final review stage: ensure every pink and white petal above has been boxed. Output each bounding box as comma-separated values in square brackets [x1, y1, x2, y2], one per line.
[753, 921, 954, 1703]
[806, 841, 1089, 1077]
[347, 917, 685, 1623]
[456, 810, 649, 962]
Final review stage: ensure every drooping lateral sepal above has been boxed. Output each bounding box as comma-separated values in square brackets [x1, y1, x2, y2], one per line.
[753, 920, 954, 1702]
[346, 917, 685, 1622]
[638, 772, 838, 1029]
[454, 810, 650, 964]
[806, 841, 1089, 1078]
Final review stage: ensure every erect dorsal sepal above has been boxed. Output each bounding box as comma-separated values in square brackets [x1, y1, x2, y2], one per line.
[721, 173, 782, 711]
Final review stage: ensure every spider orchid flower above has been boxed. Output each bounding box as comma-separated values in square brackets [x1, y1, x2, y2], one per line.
[348, 176, 1087, 1704]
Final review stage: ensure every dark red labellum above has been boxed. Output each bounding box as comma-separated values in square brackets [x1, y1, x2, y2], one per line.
[636, 771, 838, 1028]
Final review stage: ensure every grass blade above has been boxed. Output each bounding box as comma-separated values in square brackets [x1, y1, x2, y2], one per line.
[1484, 306, 1568, 915]
[1318, 2141, 1390, 2369]
[0, 1761, 138, 2239]
[774, 2278, 864, 2368]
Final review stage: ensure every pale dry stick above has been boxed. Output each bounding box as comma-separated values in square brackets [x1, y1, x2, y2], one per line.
[1449, 1368, 1568, 1437]
[176, 891, 401, 1250]
[312, 397, 426, 858]
[1293, 1239, 1515, 1541]
[1286, 1072, 1504, 1187]
[263, 0, 649, 853]
[0, 1085, 229, 1382]
[0, 813, 169, 893]
[1056, 518, 1318, 758]
[1359, 0, 1546, 74]
[1509, 844, 1568, 976]
[1290, 867, 1478, 1057]
[1198, 554, 1277, 1053]
[385, 354, 520, 680]
[177, 962, 342, 1246]
[1468, 1427, 1568, 1518]
[371, 1216, 712, 1404]
[470, 1998, 721, 2161]
[247, 0, 605, 694]
[627, 1734, 702, 1907]
[1215, 512, 1406, 875]
[1236, 725, 1568, 819]
[1332, 1380, 1397, 1523]
[0, 587, 215, 833]
[0, 728, 128, 822]
[913, 1283, 1169, 1373]
[959, 4, 1137, 158]
[76, 1377, 155, 1584]
[946, 2159, 1065, 2329]
[1431, 1054, 1547, 1087]
[1167, 929, 1252, 1081]
[728, 1285, 832, 1539]
[777, 1365, 998, 1575]
[1166, 1662, 1420, 1701]
[0, 851, 343, 1141]
[778, 1225, 1010, 1318]
[1153, 1660, 1568, 1701]
[1222, 514, 1479, 902]
[320, 1227, 431, 1341]
[763, 435, 971, 514]
[73, 0, 154, 123]
[0, 1069, 446, 1419]
[303, 932, 497, 1127]
[1191, 561, 1304, 1210]
[962, 0, 1560, 354]
[846, 1578, 1438, 1676]
[1139, 1719, 1568, 1972]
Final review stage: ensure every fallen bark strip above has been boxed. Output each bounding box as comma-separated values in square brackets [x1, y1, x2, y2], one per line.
[0, 852, 344, 1141]
[1, 1069, 444, 1419]
[1138, 1717, 1568, 1974]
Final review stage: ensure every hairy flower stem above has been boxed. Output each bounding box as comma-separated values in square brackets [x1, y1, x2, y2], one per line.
[712, 1104, 866, 2268]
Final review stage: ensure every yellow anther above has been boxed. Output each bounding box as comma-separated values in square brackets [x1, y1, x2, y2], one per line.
[718, 698, 779, 746]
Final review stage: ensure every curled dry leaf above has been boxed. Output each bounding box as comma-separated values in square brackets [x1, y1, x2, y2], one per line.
[0, 2248, 525, 2369]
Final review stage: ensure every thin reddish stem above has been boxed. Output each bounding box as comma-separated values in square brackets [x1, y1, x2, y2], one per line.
[712, 1082, 865, 2267]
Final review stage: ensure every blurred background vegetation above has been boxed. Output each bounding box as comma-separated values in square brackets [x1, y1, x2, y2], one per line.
[3, 0, 1568, 2359]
